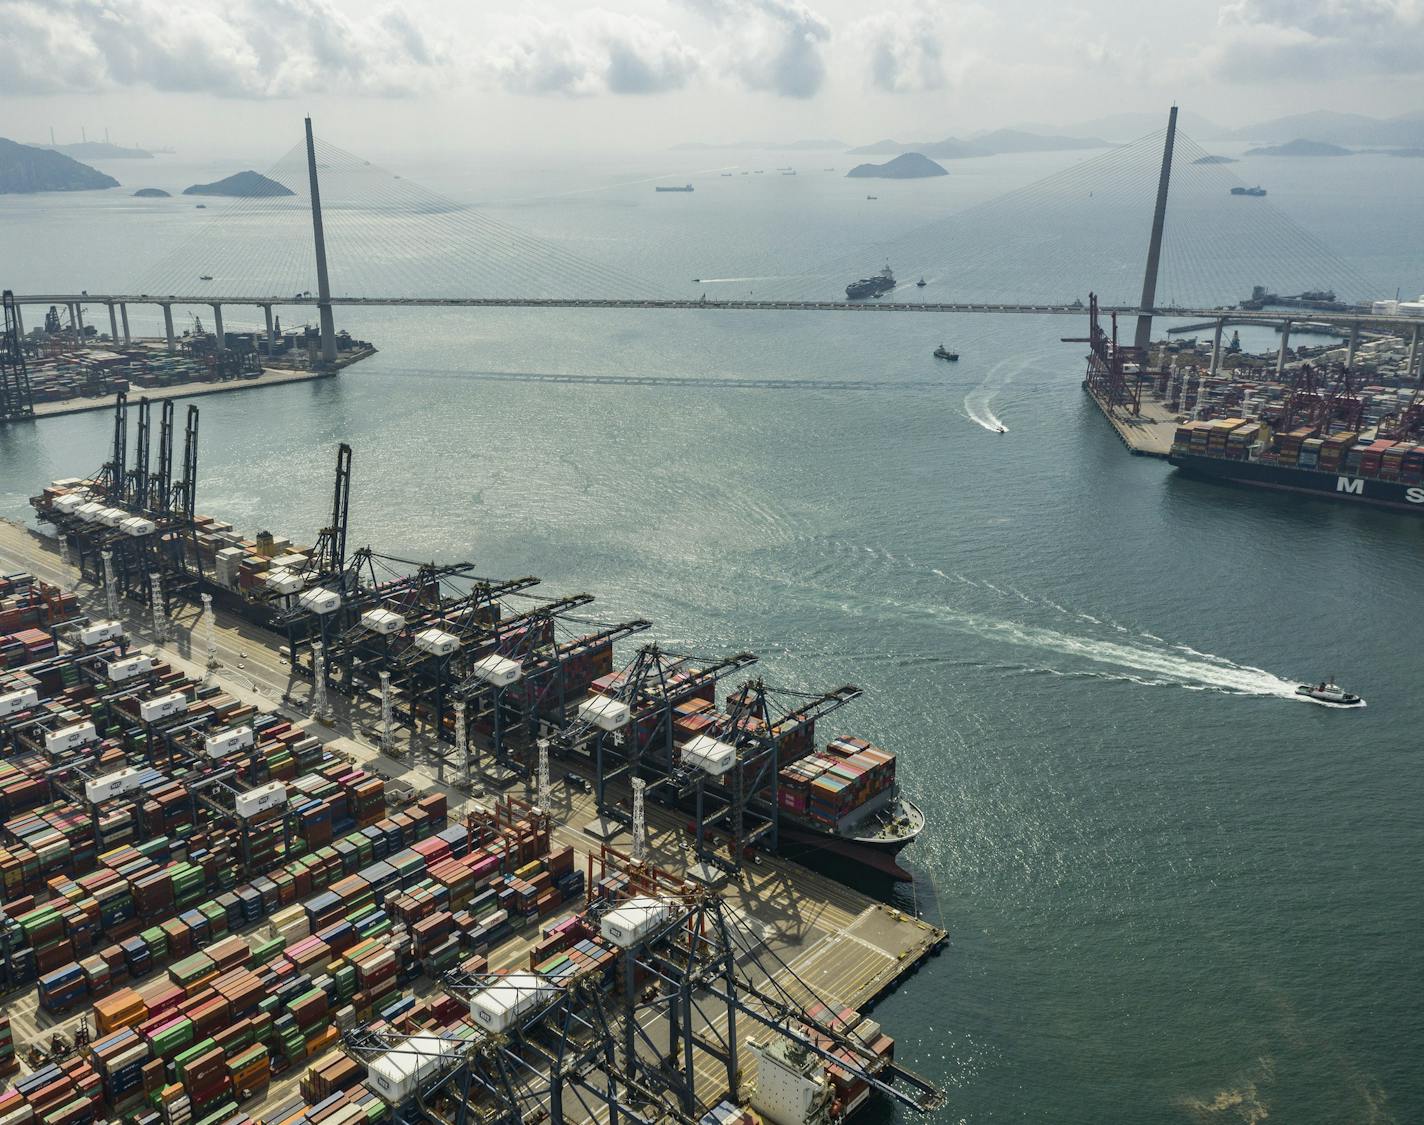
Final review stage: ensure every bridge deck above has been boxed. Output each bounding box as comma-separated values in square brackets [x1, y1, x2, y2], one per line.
[12, 294, 1424, 331]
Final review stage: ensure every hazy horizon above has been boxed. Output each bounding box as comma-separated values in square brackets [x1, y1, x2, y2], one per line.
[4, 0, 1423, 161]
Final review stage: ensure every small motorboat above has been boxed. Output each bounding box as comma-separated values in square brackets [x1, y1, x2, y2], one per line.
[934, 345, 958, 360]
[1295, 679, 1364, 707]
[916, 277, 927, 287]
[199, 275, 213, 281]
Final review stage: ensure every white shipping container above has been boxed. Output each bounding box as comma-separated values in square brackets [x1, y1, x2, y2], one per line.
[681, 733, 736, 776]
[361, 608, 406, 635]
[0, 687, 40, 718]
[469, 972, 556, 1032]
[470, 653, 522, 686]
[365, 1034, 465, 1105]
[85, 767, 147, 804]
[600, 897, 671, 948]
[97, 507, 128, 527]
[235, 781, 288, 818]
[53, 493, 86, 515]
[265, 568, 305, 595]
[414, 628, 460, 657]
[204, 726, 255, 758]
[298, 587, 341, 615]
[45, 721, 97, 754]
[120, 517, 156, 537]
[107, 654, 157, 682]
[139, 692, 188, 723]
[578, 694, 630, 731]
[77, 620, 124, 646]
[76, 501, 106, 522]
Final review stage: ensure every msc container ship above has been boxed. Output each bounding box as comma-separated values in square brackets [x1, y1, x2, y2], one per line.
[1169, 418, 1424, 514]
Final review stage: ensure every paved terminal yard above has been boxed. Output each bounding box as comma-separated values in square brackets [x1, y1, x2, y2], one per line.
[0, 519, 945, 1121]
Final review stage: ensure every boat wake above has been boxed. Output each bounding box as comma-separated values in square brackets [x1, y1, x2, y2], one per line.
[964, 355, 1032, 433]
[927, 607, 1304, 699]
[820, 541, 1308, 702]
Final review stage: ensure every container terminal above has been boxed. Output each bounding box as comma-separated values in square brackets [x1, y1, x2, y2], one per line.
[1, 291, 374, 420]
[1080, 294, 1424, 514]
[0, 396, 948, 1125]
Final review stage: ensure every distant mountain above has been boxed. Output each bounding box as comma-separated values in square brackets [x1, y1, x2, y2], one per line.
[40, 141, 152, 160]
[1244, 138, 1352, 157]
[672, 138, 848, 151]
[133, 187, 171, 197]
[1233, 111, 1424, 148]
[0, 137, 120, 194]
[1012, 110, 1226, 142]
[848, 130, 1107, 158]
[846, 153, 948, 179]
[183, 171, 295, 197]
[1192, 154, 1238, 164]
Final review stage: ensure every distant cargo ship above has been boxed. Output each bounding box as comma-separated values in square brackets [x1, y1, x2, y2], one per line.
[655, 184, 694, 192]
[1170, 418, 1424, 514]
[1230, 185, 1267, 196]
[1240, 285, 1355, 312]
[846, 265, 895, 300]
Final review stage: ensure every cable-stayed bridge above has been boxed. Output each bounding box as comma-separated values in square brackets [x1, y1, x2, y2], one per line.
[7, 110, 1420, 373]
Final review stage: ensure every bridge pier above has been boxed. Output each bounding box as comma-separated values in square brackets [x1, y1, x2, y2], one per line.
[68, 302, 80, 336]
[11, 302, 22, 339]
[161, 303, 176, 353]
[1210, 318, 1223, 377]
[119, 303, 130, 343]
[107, 302, 119, 344]
[1277, 320, 1291, 377]
[262, 304, 275, 356]
[1345, 322, 1359, 369]
[211, 304, 224, 350]
[1410, 325, 1421, 382]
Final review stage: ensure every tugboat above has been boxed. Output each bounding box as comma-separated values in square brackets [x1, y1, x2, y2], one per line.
[1295, 679, 1365, 707]
[933, 344, 958, 360]
[916, 277, 927, 288]
[199, 275, 213, 281]
[846, 264, 895, 300]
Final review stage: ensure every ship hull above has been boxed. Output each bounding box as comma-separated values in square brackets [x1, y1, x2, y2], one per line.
[776, 820, 917, 880]
[1169, 452, 1424, 515]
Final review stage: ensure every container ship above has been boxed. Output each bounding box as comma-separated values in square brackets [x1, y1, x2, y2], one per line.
[1169, 418, 1424, 513]
[655, 184, 694, 192]
[30, 446, 927, 882]
[845, 266, 895, 301]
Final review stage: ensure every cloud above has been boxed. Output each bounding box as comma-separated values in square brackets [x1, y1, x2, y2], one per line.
[684, 0, 831, 98]
[853, 11, 946, 93]
[487, 10, 701, 96]
[1215, 0, 1424, 76]
[0, 0, 446, 97]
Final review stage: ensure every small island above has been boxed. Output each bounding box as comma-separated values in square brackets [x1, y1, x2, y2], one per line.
[0, 137, 119, 194]
[846, 152, 948, 179]
[1244, 138, 1351, 157]
[133, 187, 171, 198]
[1192, 154, 1238, 164]
[183, 171, 295, 198]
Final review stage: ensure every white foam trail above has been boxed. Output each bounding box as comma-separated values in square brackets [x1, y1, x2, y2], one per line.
[964, 355, 1031, 433]
[693, 276, 786, 284]
[924, 605, 1303, 699]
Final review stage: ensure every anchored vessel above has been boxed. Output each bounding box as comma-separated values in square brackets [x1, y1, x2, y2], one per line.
[655, 184, 694, 193]
[1229, 186, 1267, 197]
[1169, 418, 1424, 514]
[846, 265, 895, 301]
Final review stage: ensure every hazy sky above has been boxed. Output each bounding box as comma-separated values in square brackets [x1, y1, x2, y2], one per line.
[3, 0, 1421, 158]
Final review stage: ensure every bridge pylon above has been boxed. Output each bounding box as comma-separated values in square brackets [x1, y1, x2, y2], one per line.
[305, 117, 338, 366]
